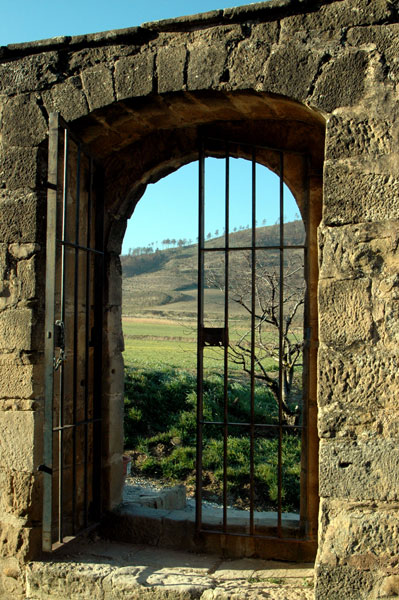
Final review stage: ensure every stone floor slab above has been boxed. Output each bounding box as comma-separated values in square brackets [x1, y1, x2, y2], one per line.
[26, 537, 314, 600]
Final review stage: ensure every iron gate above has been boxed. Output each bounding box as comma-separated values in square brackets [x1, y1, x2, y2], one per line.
[196, 138, 314, 554]
[42, 113, 104, 551]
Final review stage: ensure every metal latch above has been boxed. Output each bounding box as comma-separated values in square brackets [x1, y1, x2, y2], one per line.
[37, 464, 53, 475]
[201, 327, 229, 347]
[53, 320, 66, 371]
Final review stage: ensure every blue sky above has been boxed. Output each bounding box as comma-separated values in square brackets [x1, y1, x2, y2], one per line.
[1, 0, 300, 255]
[1, 1, 260, 46]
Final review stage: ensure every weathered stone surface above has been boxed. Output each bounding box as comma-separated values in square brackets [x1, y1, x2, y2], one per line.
[0, 191, 42, 243]
[318, 279, 373, 348]
[347, 23, 399, 83]
[319, 439, 399, 501]
[0, 244, 40, 310]
[0, 147, 39, 190]
[229, 22, 278, 89]
[323, 162, 399, 225]
[318, 499, 399, 568]
[0, 470, 41, 521]
[187, 27, 242, 90]
[325, 115, 394, 160]
[26, 539, 314, 600]
[0, 411, 41, 471]
[42, 76, 89, 121]
[315, 563, 374, 600]
[0, 360, 34, 399]
[263, 41, 322, 101]
[0, 520, 40, 561]
[114, 52, 154, 100]
[281, 0, 396, 36]
[1, 95, 47, 147]
[0, 51, 59, 95]
[319, 221, 399, 281]
[318, 346, 399, 438]
[157, 44, 186, 94]
[0, 557, 24, 600]
[0, 308, 36, 351]
[81, 64, 115, 111]
[311, 51, 368, 113]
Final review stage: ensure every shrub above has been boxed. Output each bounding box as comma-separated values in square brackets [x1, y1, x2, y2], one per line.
[124, 366, 301, 511]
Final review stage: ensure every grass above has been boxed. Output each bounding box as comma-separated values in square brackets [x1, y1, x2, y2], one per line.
[123, 317, 279, 372]
[124, 365, 302, 512]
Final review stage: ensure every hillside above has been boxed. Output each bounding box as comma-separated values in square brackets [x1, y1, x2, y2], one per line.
[121, 220, 305, 319]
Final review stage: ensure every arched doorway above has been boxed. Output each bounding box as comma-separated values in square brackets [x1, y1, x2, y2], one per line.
[43, 91, 323, 560]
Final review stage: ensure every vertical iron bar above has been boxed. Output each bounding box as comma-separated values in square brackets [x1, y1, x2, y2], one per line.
[196, 141, 205, 532]
[72, 144, 82, 534]
[43, 112, 60, 552]
[83, 158, 93, 528]
[92, 165, 104, 522]
[58, 126, 69, 544]
[223, 144, 230, 533]
[299, 155, 310, 535]
[250, 148, 256, 535]
[277, 152, 284, 536]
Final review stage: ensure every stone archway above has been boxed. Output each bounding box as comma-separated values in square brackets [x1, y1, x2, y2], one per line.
[1, 1, 399, 597]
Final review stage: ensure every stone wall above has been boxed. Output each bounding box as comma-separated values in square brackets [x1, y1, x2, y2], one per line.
[1, 0, 399, 597]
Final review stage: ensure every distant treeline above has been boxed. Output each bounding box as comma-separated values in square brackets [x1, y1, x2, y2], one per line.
[122, 220, 305, 261]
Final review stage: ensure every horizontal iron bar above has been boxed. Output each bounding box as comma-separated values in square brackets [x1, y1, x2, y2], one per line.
[201, 420, 304, 430]
[202, 245, 306, 252]
[58, 239, 104, 255]
[52, 417, 102, 433]
[198, 528, 310, 543]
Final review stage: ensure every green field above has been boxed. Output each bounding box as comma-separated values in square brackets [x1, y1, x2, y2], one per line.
[122, 317, 278, 373]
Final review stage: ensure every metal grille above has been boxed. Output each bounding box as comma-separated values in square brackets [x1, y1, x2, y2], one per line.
[196, 138, 311, 547]
[42, 113, 104, 551]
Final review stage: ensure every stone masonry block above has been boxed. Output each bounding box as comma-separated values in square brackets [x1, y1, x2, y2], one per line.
[187, 41, 227, 90]
[0, 411, 42, 471]
[318, 279, 373, 348]
[0, 470, 41, 522]
[281, 0, 393, 38]
[263, 41, 322, 102]
[319, 221, 399, 281]
[315, 563, 375, 600]
[81, 64, 115, 111]
[0, 147, 39, 190]
[0, 308, 35, 352]
[0, 191, 43, 243]
[1, 95, 47, 147]
[0, 521, 40, 561]
[347, 23, 399, 84]
[229, 22, 278, 89]
[0, 51, 59, 95]
[106, 253, 122, 307]
[0, 556, 24, 599]
[319, 439, 399, 502]
[311, 51, 368, 113]
[325, 115, 394, 160]
[323, 162, 399, 225]
[157, 44, 186, 94]
[42, 76, 89, 122]
[114, 52, 154, 100]
[318, 346, 399, 438]
[0, 361, 34, 399]
[318, 499, 399, 569]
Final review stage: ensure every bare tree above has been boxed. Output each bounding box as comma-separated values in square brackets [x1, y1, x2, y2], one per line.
[207, 251, 305, 422]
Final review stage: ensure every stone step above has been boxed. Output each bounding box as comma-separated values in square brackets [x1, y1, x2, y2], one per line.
[26, 536, 314, 600]
[100, 501, 307, 560]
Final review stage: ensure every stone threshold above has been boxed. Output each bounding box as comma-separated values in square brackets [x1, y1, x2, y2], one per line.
[26, 536, 314, 600]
